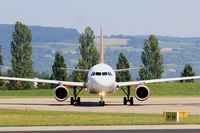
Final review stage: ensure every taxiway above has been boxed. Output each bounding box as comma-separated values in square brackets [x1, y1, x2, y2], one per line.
[1, 125, 200, 133]
[0, 97, 200, 114]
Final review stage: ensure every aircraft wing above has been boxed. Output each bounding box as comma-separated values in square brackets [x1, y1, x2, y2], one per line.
[61, 68, 89, 72]
[0, 77, 86, 87]
[117, 76, 200, 87]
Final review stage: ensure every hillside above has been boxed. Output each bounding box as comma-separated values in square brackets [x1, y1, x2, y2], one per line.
[0, 24, 80, 74]
[0, 24, 80, 43]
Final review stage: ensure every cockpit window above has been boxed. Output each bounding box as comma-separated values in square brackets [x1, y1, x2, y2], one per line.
[91, 72, 113, 76]
[91, 72, 95, 76]
[96, 72, 101, 76]
[102, 72, 107, 76]
[108, 72, 112, 76]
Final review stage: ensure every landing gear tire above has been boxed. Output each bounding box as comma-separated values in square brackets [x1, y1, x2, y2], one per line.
[70, 97, 81, 105]
[123, 97, 127, 105]
[77, 97, 81, 105]
[102, 101, 105, 106]
[99, 101, 105, 106]
[130, 97, 134, 105]
[70, 97, 74, 105]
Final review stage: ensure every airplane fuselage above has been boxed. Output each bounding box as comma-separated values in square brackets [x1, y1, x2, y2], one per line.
[86, 63, 117, 94]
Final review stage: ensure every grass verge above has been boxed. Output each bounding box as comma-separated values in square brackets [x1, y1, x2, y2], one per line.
[0, 82, 200, 98]
[0, 109, 199, 126]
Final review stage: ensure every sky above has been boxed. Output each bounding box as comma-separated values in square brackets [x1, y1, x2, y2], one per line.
[0, 0, 200, 37]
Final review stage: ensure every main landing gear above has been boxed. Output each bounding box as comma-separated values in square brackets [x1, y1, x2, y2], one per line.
[70, 87, 83, 105]
[121, 86, 134, 105]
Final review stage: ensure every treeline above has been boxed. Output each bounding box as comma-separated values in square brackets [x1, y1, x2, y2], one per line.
[112, 35, 196, 81]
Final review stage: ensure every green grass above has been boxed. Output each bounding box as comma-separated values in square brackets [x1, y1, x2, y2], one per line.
[159, 41, 196, 49]
[0, 109, 199, 126]
[94, 38, 128, 46]
[0, 89, 53, 98]
[105, 47, 142, 52]
[0, 82, 200, 98]
[149, 82, 200, 97]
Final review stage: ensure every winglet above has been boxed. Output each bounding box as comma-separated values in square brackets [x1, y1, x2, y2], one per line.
[100, 25, 104, 64]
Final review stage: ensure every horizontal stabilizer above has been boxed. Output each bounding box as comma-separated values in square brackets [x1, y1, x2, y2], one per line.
[61, 67, 89, 72]
[114, 67, 143, 72]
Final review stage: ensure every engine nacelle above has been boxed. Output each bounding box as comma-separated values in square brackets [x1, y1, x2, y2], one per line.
[54, 85, 69, 102]
[135, 85, 150, 101]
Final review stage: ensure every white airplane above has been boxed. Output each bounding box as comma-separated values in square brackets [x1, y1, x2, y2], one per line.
[1, 26, 200, 106]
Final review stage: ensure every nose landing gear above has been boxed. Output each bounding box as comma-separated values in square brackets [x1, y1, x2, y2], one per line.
[99, 92, 105, 106]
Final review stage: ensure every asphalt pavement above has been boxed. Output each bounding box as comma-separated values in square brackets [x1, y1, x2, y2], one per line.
[1, 97, 200, 114]
[0, 129, 200, 133]
[0, 125, 200, 132]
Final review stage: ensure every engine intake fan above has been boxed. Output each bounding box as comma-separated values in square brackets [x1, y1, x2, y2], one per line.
[135, 85, 150, 101]
[54, 85, 69, 102]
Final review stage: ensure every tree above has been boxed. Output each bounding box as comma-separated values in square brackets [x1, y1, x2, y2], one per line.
[69, 59, 88, 82]
[51, 51, 67, 82]
[139, 35, 164, 80]
[116, 52, 131, 82]
[70, 27, 99, 82]
[10, 21, 34, 89]
[36, 72, 51, 89]
[0, 44, 3, 87]
[181, 64, 195, 82]
[79, 27, 99, 69]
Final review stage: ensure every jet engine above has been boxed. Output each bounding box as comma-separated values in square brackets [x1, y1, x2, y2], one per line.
[135, 85, 150, 101]
[54, 85, 69, 102]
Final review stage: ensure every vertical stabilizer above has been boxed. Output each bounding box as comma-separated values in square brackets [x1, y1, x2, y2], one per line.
[100, 26, 104, 64]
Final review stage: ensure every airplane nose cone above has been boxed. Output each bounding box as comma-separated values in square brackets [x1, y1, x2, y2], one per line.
[90, 77, 115, 88]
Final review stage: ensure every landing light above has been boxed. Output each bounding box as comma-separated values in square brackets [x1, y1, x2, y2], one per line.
[99, 92, 106, 97]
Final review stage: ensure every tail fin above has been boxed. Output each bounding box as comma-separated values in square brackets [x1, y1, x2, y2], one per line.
[100, 26, 104, 64]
